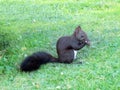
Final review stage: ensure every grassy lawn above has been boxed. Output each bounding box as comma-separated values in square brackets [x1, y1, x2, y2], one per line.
[0, 0, 120, 89]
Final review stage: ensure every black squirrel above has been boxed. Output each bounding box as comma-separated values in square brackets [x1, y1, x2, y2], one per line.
[20, 26, 90, 72]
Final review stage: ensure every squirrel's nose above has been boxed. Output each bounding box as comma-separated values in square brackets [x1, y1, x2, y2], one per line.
[85, 40, 90, 46]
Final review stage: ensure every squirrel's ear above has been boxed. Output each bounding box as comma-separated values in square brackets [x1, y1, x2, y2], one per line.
[75, 26, 81, 31]
[74, 26, 81, 36]
[77, 26, 81, 30]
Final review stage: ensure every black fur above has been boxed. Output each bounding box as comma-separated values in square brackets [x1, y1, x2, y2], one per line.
[20, 52, 55, 72]
[20, 26, 90, 72]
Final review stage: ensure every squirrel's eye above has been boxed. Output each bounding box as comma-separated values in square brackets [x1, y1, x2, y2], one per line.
[81, 35, 84, 38]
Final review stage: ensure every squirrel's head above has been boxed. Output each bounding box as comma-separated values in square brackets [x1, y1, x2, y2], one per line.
[73, 26, 90, 46]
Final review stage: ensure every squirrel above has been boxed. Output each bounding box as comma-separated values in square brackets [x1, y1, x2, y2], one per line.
[20, 26, 90, 72]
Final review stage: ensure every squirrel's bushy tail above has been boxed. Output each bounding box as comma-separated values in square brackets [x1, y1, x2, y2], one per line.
[20, 52, 58, 72]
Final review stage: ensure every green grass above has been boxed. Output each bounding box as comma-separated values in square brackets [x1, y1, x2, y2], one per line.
[0, 0, 120, 89]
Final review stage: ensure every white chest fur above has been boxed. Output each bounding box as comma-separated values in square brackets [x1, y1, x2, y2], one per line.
[74, 50, 77, 59]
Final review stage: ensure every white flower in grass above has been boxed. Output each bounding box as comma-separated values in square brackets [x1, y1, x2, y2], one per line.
[60, 72, 64, 75]
[56, 86, 61, 89]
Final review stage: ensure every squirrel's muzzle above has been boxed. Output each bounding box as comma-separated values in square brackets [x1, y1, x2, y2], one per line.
[85, 40, 90, 46]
